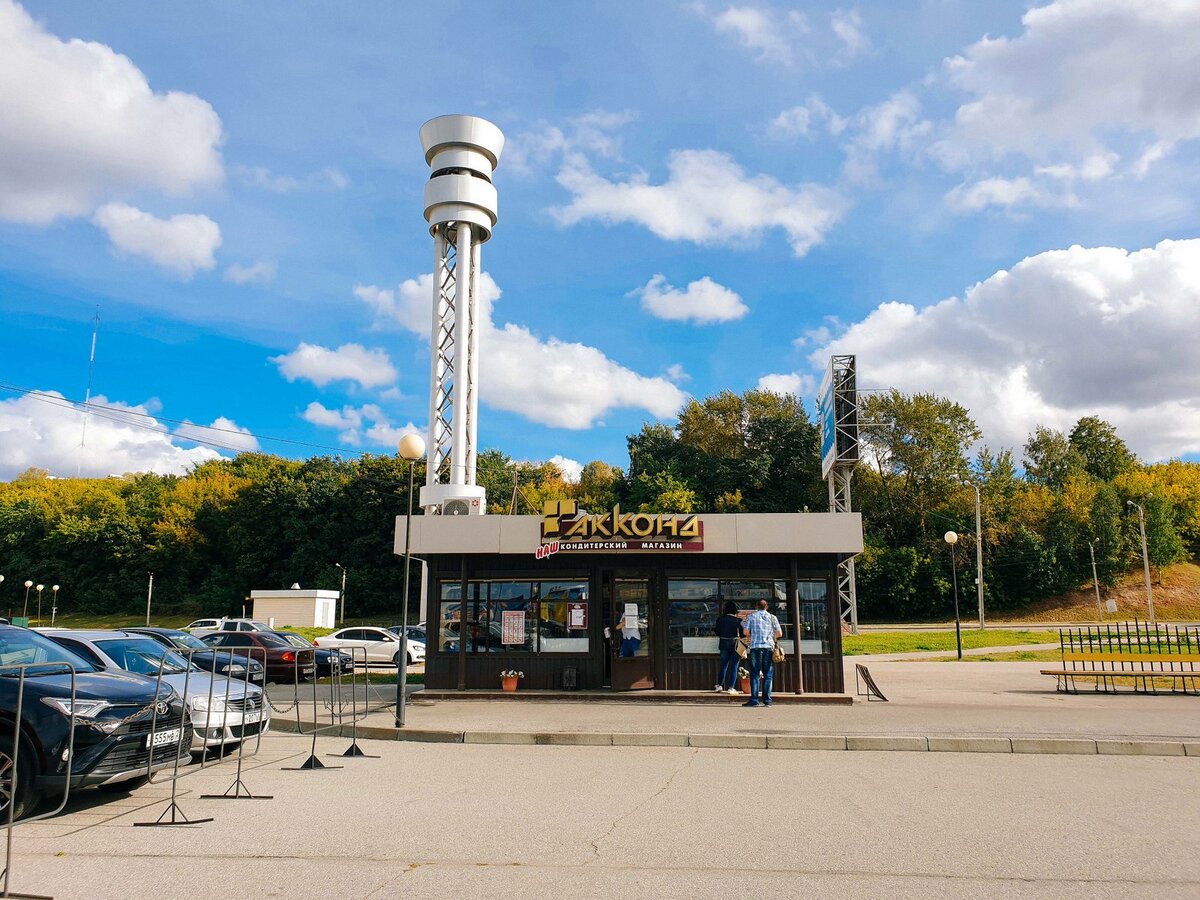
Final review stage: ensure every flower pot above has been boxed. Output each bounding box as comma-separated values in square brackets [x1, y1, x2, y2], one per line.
[739, 677, 751, 694]
[501, 675, 519, 693]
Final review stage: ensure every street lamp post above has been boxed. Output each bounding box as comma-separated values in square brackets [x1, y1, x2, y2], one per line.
[22, 580, 33, 619]
[35, 584, 44, 625]
[944, 532, 963, 660]
[51, 585, 60, 626]
[396, 433, 426, 728]
[335, 563, 347, 625]
[971, 483, 985, 629]
[1127, 499, 1156, 625]
[1088, 540, 1103, 621]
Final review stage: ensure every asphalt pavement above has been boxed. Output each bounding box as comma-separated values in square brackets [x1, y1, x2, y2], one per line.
[14, 731, 1200, 899]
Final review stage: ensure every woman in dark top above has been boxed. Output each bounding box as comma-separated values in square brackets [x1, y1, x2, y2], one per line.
[714, 600, 745, 693]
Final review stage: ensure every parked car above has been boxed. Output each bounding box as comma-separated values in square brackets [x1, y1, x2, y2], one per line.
[190, 619, 275, 639]
[183, 618, 222, 632]
[387, 625, 427, 647]
[0, 624, 190, 820]
[199, 631, 317, 683]
[125, 627, 267, 685]
[271, 632, 351, 678]
[42, 631, 270, 753]
[314, 627, 424, 666]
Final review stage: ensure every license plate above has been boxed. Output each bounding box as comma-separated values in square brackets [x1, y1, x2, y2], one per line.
[146, 727, 182, 749]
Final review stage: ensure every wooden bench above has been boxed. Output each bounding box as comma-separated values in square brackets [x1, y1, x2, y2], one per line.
[1042, 651, 1200, 695]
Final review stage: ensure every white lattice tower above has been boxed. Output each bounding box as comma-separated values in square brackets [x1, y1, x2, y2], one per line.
[417, 116, 503, 512]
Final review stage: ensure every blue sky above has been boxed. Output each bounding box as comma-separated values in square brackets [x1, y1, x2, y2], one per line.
[2, 0, 1198, 480]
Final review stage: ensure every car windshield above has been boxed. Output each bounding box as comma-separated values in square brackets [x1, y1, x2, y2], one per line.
[0, 628, 98, 675]
[279, 633, 312, 648]
[168, 633, 209, 651]
[256, 633, 290, 648]
[96, 638, 192, 676]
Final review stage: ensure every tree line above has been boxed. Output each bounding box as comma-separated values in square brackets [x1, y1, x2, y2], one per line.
[1, 389, 1196, 620]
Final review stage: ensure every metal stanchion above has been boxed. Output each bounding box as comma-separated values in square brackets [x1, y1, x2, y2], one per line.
[136, 652, 212, 827]
[282, 649, 342, 771]
[2, 662, 77, 900]
[329, 647, 377, 759]
[201, 648, 272, 800]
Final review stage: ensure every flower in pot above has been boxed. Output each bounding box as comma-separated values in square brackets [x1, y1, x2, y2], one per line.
[500, 670, 524, 692]
[738, 666, 751, 694]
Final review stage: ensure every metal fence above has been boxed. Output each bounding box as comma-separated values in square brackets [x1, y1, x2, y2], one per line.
[1057, 620, 1200, 694]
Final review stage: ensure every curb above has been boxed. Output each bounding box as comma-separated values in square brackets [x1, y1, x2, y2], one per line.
[270, 719, 1199, 757]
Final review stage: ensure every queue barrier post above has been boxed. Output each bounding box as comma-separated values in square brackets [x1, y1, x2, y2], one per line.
[282, 648, 343, 772]
[329, 646, 377, 759]
[136, 650, 212, 827]
[2, 661, 77, 900]
[200, 648, 272, 801]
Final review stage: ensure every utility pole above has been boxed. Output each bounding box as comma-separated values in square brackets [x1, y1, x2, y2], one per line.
[1088, 540, 1103, 621]
[145, 572, 154, 626]
[336, 562, 347, 624]
[1128, 499, 1155, 625]
[972, 483, 984, 629]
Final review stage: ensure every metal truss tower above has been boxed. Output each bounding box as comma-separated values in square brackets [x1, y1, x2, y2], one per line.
[821, 354, 860, 634]
[417, 116, 504, 513]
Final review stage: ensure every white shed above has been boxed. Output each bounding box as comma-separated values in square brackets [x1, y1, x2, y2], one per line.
[250, 588, 338, 630]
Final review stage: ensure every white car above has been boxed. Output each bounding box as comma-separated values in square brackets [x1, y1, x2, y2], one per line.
[190, 619, 274, 638]
[315, 627, 424, 666]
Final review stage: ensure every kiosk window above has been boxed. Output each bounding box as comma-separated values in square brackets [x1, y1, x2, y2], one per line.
[798, 580, 830, 654]
[667, 578, 798, 655]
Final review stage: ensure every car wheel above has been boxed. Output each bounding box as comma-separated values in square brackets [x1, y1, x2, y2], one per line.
[392, 652, 401, 666]
[0, 736, 41, 821]
[96, 774, 150, 794]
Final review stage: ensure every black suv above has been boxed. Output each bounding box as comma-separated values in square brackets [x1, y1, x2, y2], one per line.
[0, 625, 191, 819]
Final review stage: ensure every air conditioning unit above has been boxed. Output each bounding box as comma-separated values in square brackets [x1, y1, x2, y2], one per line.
[440, 497, 484, 516]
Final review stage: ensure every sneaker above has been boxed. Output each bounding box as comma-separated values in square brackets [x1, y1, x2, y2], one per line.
[742, 700, 759, 707]
[714, 684, 724, 692]
[763, 700, 773, 706]
[726, 688, 738, 695]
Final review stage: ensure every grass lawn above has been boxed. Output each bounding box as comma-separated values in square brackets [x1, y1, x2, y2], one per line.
[40, 611, 194, 630]
[924, 649, 1064, 662]
[842, 629, 1061, 656]
[314, 672, 423, 685]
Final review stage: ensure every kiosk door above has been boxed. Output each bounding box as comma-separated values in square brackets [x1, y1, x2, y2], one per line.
[611, 577, 654, 690]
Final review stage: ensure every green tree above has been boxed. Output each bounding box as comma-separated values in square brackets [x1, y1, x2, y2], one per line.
[1068, 416, 1137, 481]
[1022, 426, 1084, 489]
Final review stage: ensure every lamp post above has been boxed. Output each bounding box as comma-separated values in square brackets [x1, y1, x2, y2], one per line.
[35, 584, 44, 625]
[1127, 498, 1156, 625]
[22, 580, 33, 619]
[51, 585, 60, 626]
[1088, 540, 1103, 621]
[0, 575, 4, 620]
[335, 563, 347, 625]
[396, 433, 426, 728]
[944, 532, 963, 660]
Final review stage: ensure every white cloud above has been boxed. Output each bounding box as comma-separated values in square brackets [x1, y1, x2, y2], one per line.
[665, 363, 691, 384]
[842, 91, 931, 182]
[234, 165, 348, 193]
[706, 5, 808, 65]
[830, 9, 870, 60]
[357, 273, 687, 430]
[92, 203, 221, 277]
[0, 390, 221, 479]
[548, 455, 583, 483]
[632, 274, 749, 324]
[506, 110, 635, 175]
[224, 260, 277, 285]
[756, 372, 816, 397]
[946, 176, 1074, 213]
[768, 95, 847, 140]
[174, 416, 260, 453]
[553, 149, 844, 257]
[0, 0, 223, 225]
[933, 0, 1200, 177]
[301, 401, 418, 448]
[814, 238, 1200, 460]
[271, 343, 397, 390]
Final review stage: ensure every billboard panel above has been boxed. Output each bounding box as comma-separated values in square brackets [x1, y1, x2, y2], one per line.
[818, 359, 837, 477]
[819, 355, 858, 478]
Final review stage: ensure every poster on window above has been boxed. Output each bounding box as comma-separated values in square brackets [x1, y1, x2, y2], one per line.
[568, 603, 587, 629]
[501, 610, 526, 645]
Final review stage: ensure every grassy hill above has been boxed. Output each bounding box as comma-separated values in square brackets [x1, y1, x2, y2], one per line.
[991, 562, 1200, 623]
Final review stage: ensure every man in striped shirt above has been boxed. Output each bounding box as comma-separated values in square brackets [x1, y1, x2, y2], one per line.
[742, 598, 782, 707]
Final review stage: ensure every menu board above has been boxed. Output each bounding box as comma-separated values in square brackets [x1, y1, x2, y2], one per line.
[501, 610, 526, 645]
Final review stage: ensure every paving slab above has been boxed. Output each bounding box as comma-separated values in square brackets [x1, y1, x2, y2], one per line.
[463, 730, 538, 745]
[689, 733, 768, 749]
[847, 735, 929, 752]
[928, 736, 1013, 753]
[1096, 739, 1186, 757]
[611, 732, 690, 747]
[767, 734, 848, 750]
[1012, 738, 1098, 755]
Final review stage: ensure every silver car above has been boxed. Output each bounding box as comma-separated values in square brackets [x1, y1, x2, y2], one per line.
[42, 630, 270, 752]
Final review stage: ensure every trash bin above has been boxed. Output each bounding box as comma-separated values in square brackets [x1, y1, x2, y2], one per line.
[561, 665, 578, 690]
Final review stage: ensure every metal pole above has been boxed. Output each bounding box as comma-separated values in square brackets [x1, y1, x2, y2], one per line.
[1089, 540, 1103, 621]
[145, 572, 154, 626]
[950, 546, 962, 660]
[1133, 502, 1156, 625]
[337, 564, 347, 625]
[396, 460, 415, 727]
[974, 485, 985, 629]
[35, 586, 43, 626]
